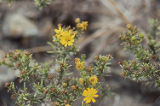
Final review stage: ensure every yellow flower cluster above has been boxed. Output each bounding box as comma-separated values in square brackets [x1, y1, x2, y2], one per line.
[75, 18, 88, 31]
[54, 25, 63, 40]
[60, 30, 75, 47]
[54, 25, 76, 47]
[82, 88, 99, 104]
[65, 104, 70, 106]
[75, 58, 85, 70]
[89, 75, 98, 86]
[79, 75, 98, 86]
[74, 57, 99, 104]
[79, 78, 84, 85]
[54, 20, 100, 105]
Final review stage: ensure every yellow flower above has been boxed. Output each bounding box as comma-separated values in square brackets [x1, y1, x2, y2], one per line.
[79, 78, 84, 85]
[82, 88, 99, 104]
[54, 25, 64, 40]
[89, 75, 98, 86]
[53, 102, 59, 106]
[75, 58, 80, 63]
[1, 58, 6, 63]
[76, 21, 88, 31]
[126, 24, 132, 29]
[65, 104, 70, 106]
[75, 18, 81, 23]
[60, 30, 75, 47]
[76, 61, 85, 70]
[75, 58, 84, 70]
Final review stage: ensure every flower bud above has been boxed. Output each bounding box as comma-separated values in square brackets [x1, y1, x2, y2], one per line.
[131, 36, 136, 41]
[65, 104, 70, 106]
[48, 74, 54, 80]
[125, 65, 130, 70]
[71, 85, 77, 90]
[16, 62, 21, 68]
[11, 94, 17, 99]
[1, 58, 6, 63]
[95, 56, 99, 60]
[5, 82, 10, 88]
[60, 63, 64, 70]
[13, 55, 17, 60]
[87, 66, 92, 72]
[118, 61, 123, 65]
[125, 36, 129, 40]
[79, 78, 84, 85]
[66, 78, 70, 82]
[43, 89, 48, 94]
[150, 55, 156, 59]
[64, 90, 68, 94]
[75, 18, 80, 23]
[63, 83, 67, 88]
[126, 24, 132, 29]
[51, 87, 56, 93]
[139, 33, 144, 38]
[108, 54, 112, 59]
[24, 51, 30, 56]
[121, 71, 126, 77]
[54, 102, 59, 106]
[20, 70, 25, 75]
[141, 66, 145, 71]
[8, 52, 13, 57]
[132, 60, 136, 64]
[64, 100, 68, 104]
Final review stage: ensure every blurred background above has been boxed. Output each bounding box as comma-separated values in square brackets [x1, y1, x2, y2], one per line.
[0, 0, 160, 106]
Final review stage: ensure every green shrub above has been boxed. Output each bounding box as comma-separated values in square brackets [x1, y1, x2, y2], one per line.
[1, 18, 112, 106]
[120, 19, 160, 87]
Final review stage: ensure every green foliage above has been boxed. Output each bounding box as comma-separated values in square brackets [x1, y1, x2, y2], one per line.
[1, 0, 53, 8]
[34, 0, 53, 8]
[120, 19, 160, 87]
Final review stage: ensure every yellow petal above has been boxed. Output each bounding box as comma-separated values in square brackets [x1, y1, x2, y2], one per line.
[86, 98, 91, 104]
[94, 94, 99, 98]
[91, 98, 96, 103]
[83, 97, 88, 101]
[82, 90, 87, 96]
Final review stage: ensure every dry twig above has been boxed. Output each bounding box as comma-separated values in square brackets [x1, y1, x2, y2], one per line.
[85, 27, 124, 65]
[100, 0, 131, 24]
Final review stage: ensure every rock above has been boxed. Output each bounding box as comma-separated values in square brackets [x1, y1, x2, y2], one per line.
[15, 2, 40, 19]
[0, 50, 5, 60]
[2, 13, 38, 37]
[153, 96, 160, 106]
[0, 66, 17, 83]
[0, 50, 18, 86]
[39, 18, 53, 36]
[98, 95, 151, 106]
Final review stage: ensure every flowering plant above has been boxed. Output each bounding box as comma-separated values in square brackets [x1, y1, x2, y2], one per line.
[1, 18, 112, 106]
[120, 19, 160, 87]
